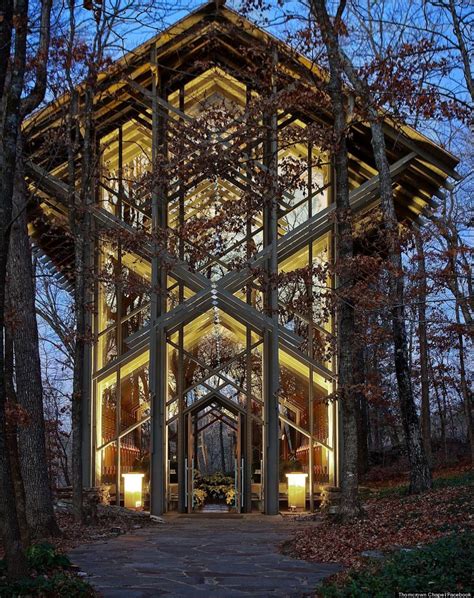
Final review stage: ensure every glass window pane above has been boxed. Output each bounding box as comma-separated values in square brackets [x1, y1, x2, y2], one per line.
[121, 266, 150, 318]
[99, 442, 117, 486]
[119, 421, 151, 510]
[98, 328, 118, 369]
[98, 375, 117, 445]
[98, 252, 118, 332]
[121, 306, 150, 352]
[313, 395, 329, 443]
[280, 364, 310, 432]
[120, 361, 150, 431]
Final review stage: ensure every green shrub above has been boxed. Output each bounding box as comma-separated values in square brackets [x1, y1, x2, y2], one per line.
[27, 543, 71, 573]
[0, 572, 95, 597]
[320, 532, 474, 597]
[0, 543, 95, 597]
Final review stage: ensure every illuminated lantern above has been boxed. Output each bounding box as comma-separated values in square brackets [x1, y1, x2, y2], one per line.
[122, 473, 145, 510]
[286, 473, 308, 510]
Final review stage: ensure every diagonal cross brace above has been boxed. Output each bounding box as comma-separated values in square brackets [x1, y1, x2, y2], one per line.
[26, 152, 415, 385]
[122, 151, 417, 342]
[26, 149, 415, 301]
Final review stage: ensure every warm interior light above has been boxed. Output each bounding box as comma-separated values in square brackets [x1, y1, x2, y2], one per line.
[122, 473, 145, 510]
[286, 473, 308, 510]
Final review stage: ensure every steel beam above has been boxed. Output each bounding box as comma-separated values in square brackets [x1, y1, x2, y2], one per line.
[149, 55, 168, 516]
[263, 52, 280, 515]
[177, 85, 187, 513]
[26, 152, 417, 305]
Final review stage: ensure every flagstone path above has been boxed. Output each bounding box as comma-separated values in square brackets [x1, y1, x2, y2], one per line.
[70, 514, 342, 597]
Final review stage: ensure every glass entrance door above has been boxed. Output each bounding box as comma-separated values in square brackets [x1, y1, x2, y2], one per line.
[185, 412, 195, 513]
[185, 401, 245, 513]
[234, 412, 243, 513]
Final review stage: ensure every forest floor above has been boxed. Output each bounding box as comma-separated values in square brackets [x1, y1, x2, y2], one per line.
[54, 504, 161, 554]
[55, 465, 472, 559]
[2, 466, 472, 596]
[285, 466, 473, 596]
[0, 506, 159, 596]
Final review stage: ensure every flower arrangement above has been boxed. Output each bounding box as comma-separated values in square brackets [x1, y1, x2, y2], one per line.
[193, 487, 207, 508]
[225, 487, 236, 506]
[193, 471, 236, 508]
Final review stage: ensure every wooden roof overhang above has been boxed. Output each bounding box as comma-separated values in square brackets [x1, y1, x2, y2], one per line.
[23, 0, 459, 287]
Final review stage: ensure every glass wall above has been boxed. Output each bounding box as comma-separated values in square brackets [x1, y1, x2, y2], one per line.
[92, 67, 337, 513]
[97, 245, 151, 371]
[95, 352, 150, 506]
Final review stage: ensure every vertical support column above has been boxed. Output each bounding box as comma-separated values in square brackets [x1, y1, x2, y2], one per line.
[186, 413, 194, 513]
[177, 86, 186, 513]
[150, 49, 168, 516]
[263, 47, 280, 515]
[116, 371, 121, 505]
[330, 163, 340, 488]
[244, 338, 252, 513]
[244, 86, 253, 513]
[307, 141, 314, 512]
[115, 128, 124, 503]
[177, 325, 185, 511]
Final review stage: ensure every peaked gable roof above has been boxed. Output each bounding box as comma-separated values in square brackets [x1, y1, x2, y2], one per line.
[24, 0, 458, 182]
[24, 0, 459, 284]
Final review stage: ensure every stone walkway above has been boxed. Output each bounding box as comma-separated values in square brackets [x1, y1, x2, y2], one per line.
[70, 514, 342, 597]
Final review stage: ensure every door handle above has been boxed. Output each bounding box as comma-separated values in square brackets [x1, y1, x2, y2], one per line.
[184, 457, 188, 507]
[235, 458, 240, 508]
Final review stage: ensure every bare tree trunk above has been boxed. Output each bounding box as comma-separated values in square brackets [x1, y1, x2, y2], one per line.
[414, 229, 432, 466]
[447, 0, 474, 103]
[368, 345, 382, 455]
[356, 394, 369, 476]
[370, 124, 431, 493]
[433, 214, 472, 459]
[310, 0, 362, 519]
[431, 362, 447, 463]
[431, 213, 472, 334]
[0, 381, 26, 579]
[4, 324, 30, 545]
[354, 330, 369, 475]
[456, 304, 474, 465]
[315, 4, 432, 492]
[7, 147, 60, 537]
[71, 200, 86, 523]
[372, 404, 382, 454]
[70, 86, 95, 523]
[0, 0, 52, 575]
[0, 1, 13, 99]
[62, 0, 85, 524]
[0, 0, 29, 578]
[71, 243, 85, 525]
[55, 418, 72, 487]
